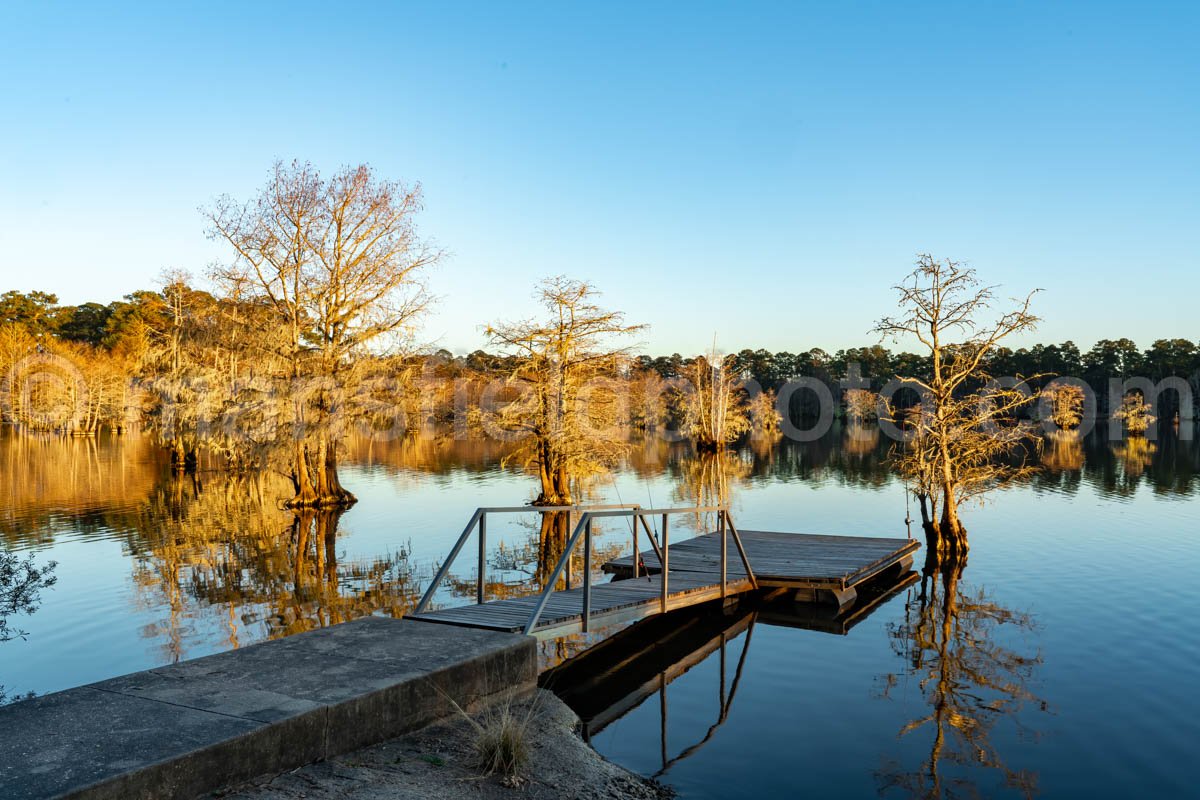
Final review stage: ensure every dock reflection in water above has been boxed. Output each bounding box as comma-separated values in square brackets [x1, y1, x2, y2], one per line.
[543, 569, 918, 775]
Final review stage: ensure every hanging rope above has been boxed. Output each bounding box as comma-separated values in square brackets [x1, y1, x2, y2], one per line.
[902, 417, 914, 540]
[607, 473, 638, 538]
[608, 472, 653, 579]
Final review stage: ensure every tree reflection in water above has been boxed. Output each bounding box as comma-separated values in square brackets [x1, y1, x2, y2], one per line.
[1041, 431, 1084, 473]
[128, 472, 424, 662]
[878, 553, 1048, 799]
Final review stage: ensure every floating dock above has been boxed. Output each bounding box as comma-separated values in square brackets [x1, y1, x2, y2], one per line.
[408, 505, 919, 638]
[604, 529, 919, 607]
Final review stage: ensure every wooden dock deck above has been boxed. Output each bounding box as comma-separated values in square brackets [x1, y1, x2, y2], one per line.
[604, 529, 919, 606]
[409, 569, 754, 637]
[406, 505, 919, 639]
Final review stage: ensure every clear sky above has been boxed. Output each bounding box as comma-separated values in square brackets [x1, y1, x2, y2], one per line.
[1, 1, 1196, 356]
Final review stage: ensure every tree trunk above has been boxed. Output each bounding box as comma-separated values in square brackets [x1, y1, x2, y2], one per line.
[171, 439, 186, 471]
[288, 438, 356, 508]
[534, 445, 572, 506]
[321, 445, 356, 506]
[287, 441, 319, 508]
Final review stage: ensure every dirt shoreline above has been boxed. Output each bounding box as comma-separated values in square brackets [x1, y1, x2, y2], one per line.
[214, 690, 673, 800]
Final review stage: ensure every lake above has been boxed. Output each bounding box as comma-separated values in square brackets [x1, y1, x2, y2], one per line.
[1, 427, 1197, 798]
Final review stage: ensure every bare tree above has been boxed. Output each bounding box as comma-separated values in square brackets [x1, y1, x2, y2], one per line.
[1112, 390, 1155, 435]
[207, 161, 440, 507]
[683, 351, 750, 451]
[876, 255, 1041, 555]
[1044, 384, 1085, 432]
[844, 388, 879, 424]
[485, 277, 644, 505]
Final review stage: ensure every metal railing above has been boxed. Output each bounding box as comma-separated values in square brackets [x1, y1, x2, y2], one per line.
[413, 503, 759, 636]
[413, 504, 640, 615]
[522, 505, 758, 635]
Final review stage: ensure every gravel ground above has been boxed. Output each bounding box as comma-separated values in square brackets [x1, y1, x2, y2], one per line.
[214, 690, 673, 800]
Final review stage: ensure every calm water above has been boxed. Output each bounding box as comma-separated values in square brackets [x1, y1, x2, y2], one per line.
[1, 427, 1197, 798]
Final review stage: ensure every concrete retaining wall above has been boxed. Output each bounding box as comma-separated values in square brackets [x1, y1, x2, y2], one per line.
[0, 617, 536, 800]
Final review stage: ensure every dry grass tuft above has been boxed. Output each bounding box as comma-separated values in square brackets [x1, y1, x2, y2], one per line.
[434, 683, 538, 779]
[470, 705, 531, 776]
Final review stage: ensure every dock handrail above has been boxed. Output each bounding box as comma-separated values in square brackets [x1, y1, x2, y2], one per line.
[523, 506, 758, 635]
[413, 504, 641, 615]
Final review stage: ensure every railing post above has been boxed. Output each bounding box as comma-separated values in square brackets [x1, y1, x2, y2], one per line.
[632, 512, 640, 578]
[582, 516, 593, 632]
[477, 511, 487, 605]
[725, 512, 758, 589]
[661, 513, 669, 613]
[719, 509, 727, 599]
[565, 515, 572, 590]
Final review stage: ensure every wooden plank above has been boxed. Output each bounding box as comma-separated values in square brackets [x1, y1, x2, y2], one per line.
[410, 567, 753, 636]
[603, 530, 918, 589]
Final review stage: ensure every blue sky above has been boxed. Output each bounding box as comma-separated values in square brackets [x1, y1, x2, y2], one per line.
[0, 1, 1196, 356]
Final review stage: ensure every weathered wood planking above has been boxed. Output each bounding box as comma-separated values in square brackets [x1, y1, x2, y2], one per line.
[604, 530, 919, 590]
[409, 529, 917, 639]
[408, 570, 754, 638]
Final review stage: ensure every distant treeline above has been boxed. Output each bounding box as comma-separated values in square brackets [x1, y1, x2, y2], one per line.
[2, 287, 1197, 438]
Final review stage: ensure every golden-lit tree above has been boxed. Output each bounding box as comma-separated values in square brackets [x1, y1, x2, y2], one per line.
[0, 338, 133, 436]
[682, 351, 750, 452]
[207, 161, 441, 507]
[876, 256, 1041, 555]
[628, 368, 672, 432]
[844, 388, 880, 423]
[1112, 390, 1155, 435]
[1044, 384, 1085, 431]
[484, 277, 644, 505]
[748, 388, 783, 439]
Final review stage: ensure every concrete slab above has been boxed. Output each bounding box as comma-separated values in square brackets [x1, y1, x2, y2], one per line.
[0, 686, 264, 800]
[0, 617, 536, 800]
